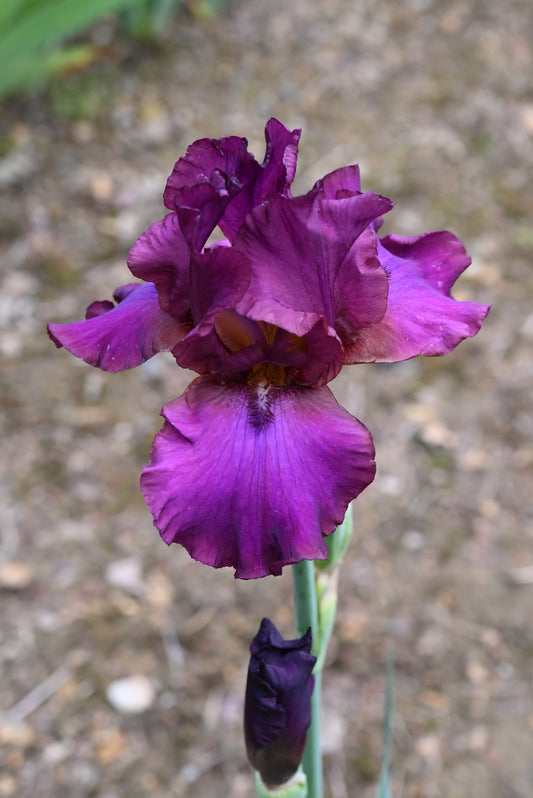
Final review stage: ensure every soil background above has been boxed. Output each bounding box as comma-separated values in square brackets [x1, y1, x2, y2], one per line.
[1, 1, 533, 796]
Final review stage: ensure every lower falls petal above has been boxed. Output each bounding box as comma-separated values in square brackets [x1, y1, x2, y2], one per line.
[47, 282, 188, 372]
[141, 376, 376, 579]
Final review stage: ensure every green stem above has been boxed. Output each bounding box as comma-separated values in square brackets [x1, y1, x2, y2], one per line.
[293, 558, 322, 798]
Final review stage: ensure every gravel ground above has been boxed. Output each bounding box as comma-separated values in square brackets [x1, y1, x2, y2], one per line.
[1, 0, 532, 796]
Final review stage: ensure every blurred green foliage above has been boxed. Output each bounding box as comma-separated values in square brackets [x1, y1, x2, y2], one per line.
[0, 0, 226, 99]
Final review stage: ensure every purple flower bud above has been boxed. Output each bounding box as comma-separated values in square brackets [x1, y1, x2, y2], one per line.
[244, 618, 316, 787]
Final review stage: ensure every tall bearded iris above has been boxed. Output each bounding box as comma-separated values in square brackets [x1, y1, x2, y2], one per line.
[48, 119, 489, 579]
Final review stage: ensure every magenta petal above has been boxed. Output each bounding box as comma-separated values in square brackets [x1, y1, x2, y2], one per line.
[293, 318, 345, 386]
[48, 282, 188, 372]
[344, 231, 491, 363]
[127, 213, 191, 319]
[141, 377, 375, 579]
[163, 135, 255, 209]
[172, 246, 253, 374]
[235, 192, 391, 337]
[163, 134, 260, 242]
[252, 118, 301, 200]
[163, 120, 301, 241]
[315, 164, 362, 198]
[174, 174, 240, 251]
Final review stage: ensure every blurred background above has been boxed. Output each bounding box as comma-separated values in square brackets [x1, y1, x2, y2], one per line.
[1, 0, 532, 796]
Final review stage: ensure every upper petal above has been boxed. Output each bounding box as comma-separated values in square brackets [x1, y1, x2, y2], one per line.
[234, 192, 392, 338]
[127, 213, 191, 319]
[163, 119, 301, 241]
[251, 118, 301, 201]
[173, 173, 241, 251]
[163, 134, 256, 210]
[48, 282, 188, 372]
[171, 246, 254, 375]
[314, 164, 362, 198]
[344, 230, 491, 363]
[141, 377, 375, 579]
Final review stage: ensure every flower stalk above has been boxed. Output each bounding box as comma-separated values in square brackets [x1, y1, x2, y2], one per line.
[293, 557, 322, 798]
[291, 508, 355, 798]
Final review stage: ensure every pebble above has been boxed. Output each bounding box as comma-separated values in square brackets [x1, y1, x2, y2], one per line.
[105, 676, 155, 714]
[0, 721, 35, 747]
[105, 558, 144, 596]
[507, 564, 533, 585]
[415, 733, 441, 763]
[0, 560, 34, 591]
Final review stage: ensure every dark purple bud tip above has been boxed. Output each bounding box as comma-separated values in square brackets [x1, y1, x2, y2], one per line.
[244, 617, 316, 787]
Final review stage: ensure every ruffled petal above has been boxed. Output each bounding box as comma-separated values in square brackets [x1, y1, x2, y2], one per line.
[163, 134, 255, 209]
[127, 213, 191, 319]
[344, 231, 491, 363]
[163, 119, 301, 241]
[173, 173, 241, 251]
[172, 246, 253, 374]
[48, 282, 188, 372]
[315, 164, 362, 198]
[251, 118, 301, 201]
[235, 192, 391, 337]
[141, 377, 375, 579]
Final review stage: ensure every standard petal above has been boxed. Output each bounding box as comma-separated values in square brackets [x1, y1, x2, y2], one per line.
[48, 282, 188, 372]
[344, 231, 491, 363]
[252, 118, 301, 201]
[163, 133, 260, 242]
[127, 213, 191, 319]
[174, 173, 241, 251]
[163, 120, 301, 241]
[235, 192, 391, 337]
[172, 247, 254, 375]
[141, 377, 376, 579]
[315, 164, 362, 198]
[163, 134, 255, 209]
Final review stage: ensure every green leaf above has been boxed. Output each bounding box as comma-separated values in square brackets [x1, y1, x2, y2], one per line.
[0, 0, 143, 97]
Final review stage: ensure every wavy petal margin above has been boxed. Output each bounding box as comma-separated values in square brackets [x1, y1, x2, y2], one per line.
[141, 377, 376, 578]
[344, 231, 491, 363]
[235, 192, 392, 339]
[48, 282, 188, 372]
[163, 119, 301, 241]
[127, 213, 191, 318]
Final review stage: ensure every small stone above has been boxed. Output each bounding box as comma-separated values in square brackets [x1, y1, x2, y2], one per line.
[0, 560, 34, 590]
[96, 728, 126, 765]
[466, 659, 489, 684]
[0, 721, 35, 747]
[42, 741, 69, 764]
[105, 558, 144, 596]
[89, 172, 113, 201]
[468, 725, 489, 752]
[0, 775, 17, 796]
[402, 530, 425, 551]
[507, 565, 533, 585]
[415, 733, 441, 762]
[106, 676, 155, 714]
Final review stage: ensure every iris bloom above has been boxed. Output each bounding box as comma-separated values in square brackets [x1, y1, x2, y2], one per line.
[244, 617, 316, 787]
[48, 119, 489, 579]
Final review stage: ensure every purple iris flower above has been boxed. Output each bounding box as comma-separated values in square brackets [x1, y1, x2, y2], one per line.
[48, 119, 490, 579]
[244, 617, 316, 787]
